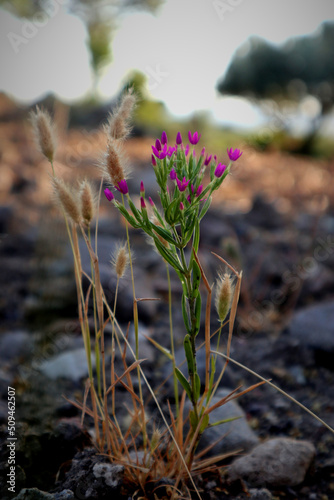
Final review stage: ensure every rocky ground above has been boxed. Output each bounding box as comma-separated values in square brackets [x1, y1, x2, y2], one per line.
[0, 95, 334, 499]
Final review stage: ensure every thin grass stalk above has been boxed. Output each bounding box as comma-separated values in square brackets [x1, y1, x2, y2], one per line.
[213, 350, 334, 435]
[101, 294, 202, 500]
[111, 277, 120, 416]
[87, 226, 101, 397]
[121, 193, 147, 445]
[82, 264, 202, 497]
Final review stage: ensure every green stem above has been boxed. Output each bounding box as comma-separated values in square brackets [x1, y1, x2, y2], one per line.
[166, 263, 179, 417]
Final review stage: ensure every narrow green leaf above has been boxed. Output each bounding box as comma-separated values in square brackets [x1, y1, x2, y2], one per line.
[194, 293, 201, 336]
[209, 416, 242, 428]
[200, 413, 210, 433]
[152, 224, 177, 246]
[116, 203, 141, 228]
[192, 260, 201, 297]
[189, 409, 198, 431]
[165, 198, 179, 225]
[199, 196, 212, 221]
[194, 372, 201, 401]
[184, 334, 195, 375]
[182, 294, 191, 334]
[175, 367, 192, 401]
[154, 239, 183, 273]
[127, 197, 142, 222]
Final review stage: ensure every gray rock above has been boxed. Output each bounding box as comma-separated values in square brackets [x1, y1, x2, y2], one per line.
[191, 389, 259, 456]
[249, 489, 273, 500]
[13, 488, 54, 500]
[92, 463, 124, 488]
[0, 330, 31, 361]
[38, 347, 95, 381]
[288, 301, 334, 352]
[228, 437, 316, 487]
[53, 491, 74, 500]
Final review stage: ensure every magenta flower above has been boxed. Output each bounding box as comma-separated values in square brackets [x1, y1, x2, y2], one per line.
[151, 154, 157, 167]
[161, 131, 168, 145]
[152, 143, 168, 160]
[187, 194, 192, 203]
[196, 184, 203, 196]
[176, 132, 182, 145]
[115, 179, 129, 194]
[140, 196, 146, 209]
[140, 181, 145, 195]
[155, 139, 162, 151]
[184, 144, 189, 157]
[104, 188, 114, 201]
[227, 147, 243, 161]
[170, 168, 177, 180]
[167, 146, 176, 157]
[188, 130, 201, 145]
[204, 154, 212, 166]
[176, 176, 190, 192]
[214, 163, 227, 178]
[149, 196, 155, 207]
[180, 201, 184, 211]
[201, 147, 205, 156]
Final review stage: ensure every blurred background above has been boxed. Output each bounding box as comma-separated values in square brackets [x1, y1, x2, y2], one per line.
[1, 0, 334, 334]
[0, 0, 334, 155]
[1, 4, 334, 497]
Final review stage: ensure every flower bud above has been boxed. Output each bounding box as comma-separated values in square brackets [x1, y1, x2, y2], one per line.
[104, 188, 114, 201]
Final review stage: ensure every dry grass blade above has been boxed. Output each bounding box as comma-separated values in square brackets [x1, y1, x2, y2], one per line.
[105, 359, 145, 396]
[212, 350, 334, 435]
[191, 449, 241, 472]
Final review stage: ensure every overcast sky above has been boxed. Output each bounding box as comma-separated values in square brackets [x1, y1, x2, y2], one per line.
[1, 0, 333, 126]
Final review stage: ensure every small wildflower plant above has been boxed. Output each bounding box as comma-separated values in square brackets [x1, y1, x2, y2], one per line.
[31, 91, 261, 496]
[107, 127, 244, 442]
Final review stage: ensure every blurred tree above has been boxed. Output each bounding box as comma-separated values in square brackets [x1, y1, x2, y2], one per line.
[217, 22, 334, 154]
[1, 0, 164, 96]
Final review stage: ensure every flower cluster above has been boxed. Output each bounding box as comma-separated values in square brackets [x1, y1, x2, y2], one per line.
[105, 129, 242, 275]
[105, 129, 242, 249]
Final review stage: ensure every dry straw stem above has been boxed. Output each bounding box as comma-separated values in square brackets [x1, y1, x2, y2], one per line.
[107, 89, 136, 140]
[80, 180, 96, 226]
[31, 106, 56, 162]
[212, 350, 334, 436]
[52, 177, 81, 225]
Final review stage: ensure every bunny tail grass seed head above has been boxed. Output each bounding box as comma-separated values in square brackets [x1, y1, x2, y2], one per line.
[80, 180, 96, 226]
[112, 243, 129, 279]
[215, 272, 234, 323]
[52, 177, 81, 225]
[102, 139, 128, 187]
[107, 88, 136, 141]
[31, 106, 56, 163]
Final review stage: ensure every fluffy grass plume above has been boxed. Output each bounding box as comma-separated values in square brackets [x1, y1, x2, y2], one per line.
[31, 106, 56, 163]
[52, 177, 81, 225]
[80, 180, 96, 226]
[215, 272, 234, 323]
